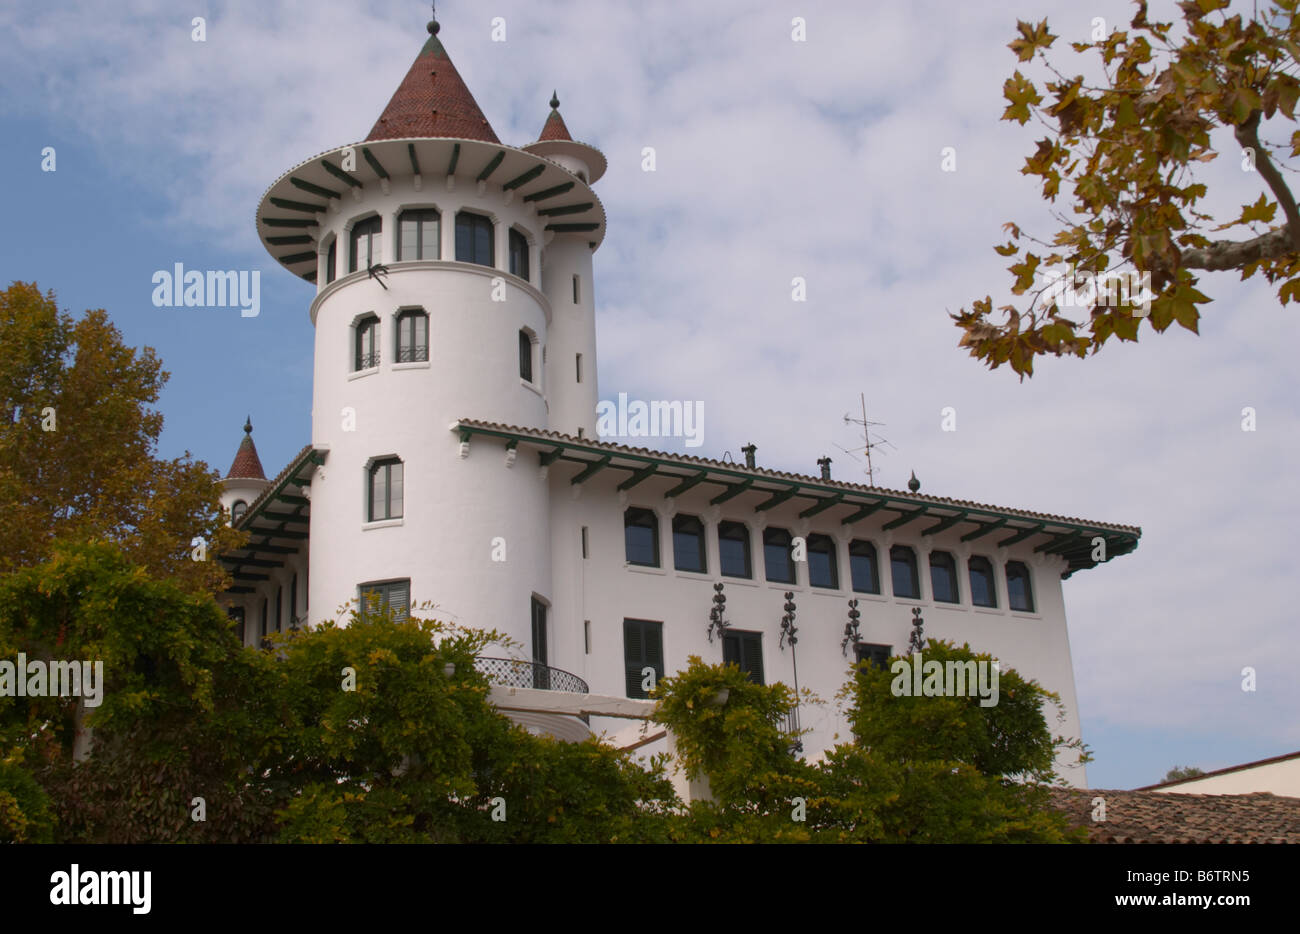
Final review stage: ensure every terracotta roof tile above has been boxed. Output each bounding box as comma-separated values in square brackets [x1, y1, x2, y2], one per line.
[538, 108, 572, 142]
[1048, 787, 1300, 843]
[366, 26, 499, 143]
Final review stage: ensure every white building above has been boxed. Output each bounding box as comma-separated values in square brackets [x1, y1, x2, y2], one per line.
[218, 16, 1141, 786]
[1139, 751, 1300, 798]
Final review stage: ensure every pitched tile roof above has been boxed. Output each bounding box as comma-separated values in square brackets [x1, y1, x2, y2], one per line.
[1048, 787, 1300, 843]
[366, 22, 500, 144]
[226, 418, 267, 480]
[1135, 750, 1300, 791]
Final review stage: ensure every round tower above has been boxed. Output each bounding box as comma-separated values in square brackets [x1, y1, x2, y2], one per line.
[254, 16, 606, 655]
[220, 417, 269, 524]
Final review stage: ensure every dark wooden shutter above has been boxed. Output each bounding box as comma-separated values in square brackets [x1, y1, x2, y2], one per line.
[624, 619, 663, 698]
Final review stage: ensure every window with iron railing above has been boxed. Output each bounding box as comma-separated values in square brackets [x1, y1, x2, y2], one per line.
[396, 309, 428, 362]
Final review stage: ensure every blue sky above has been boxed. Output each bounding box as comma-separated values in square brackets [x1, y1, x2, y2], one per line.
[2, 0, 1297, 790]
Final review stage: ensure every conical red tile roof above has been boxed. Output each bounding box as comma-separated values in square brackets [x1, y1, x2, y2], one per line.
[226, 418, 267, 480]
[366, 22, 500, 143]
[538, 91, 573, 142]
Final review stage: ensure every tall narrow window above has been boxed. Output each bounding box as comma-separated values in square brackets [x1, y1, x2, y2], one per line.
[355, 315, 379, 370]
[508, 228, 530, 280]
[672, 514, 706, 573]
[624, 619, 664, 698]
[368, 458, 404, 521]
[260, 598, 268, 644]
[969, 556, 996, 608]
[231, 500, 248, 523]
[581, 526, 589, 559]
[718, 521, 752, 578]
[576, 353, 583, 383]
[359, 579, 409, 621]
[572, 274, 580, 303]
[396, 309, 429, 362]
[1006, 561, 1035, 612]
[349, 216, 382, 272]
[849, 539, 880, 594]
[624, 507, 659, 567]
[584, 620, 591, 655]
[325, 239, 337, 284]
[398, 209, 439, 260]
[764, 527, 795, 584]
[929, 550, 959, 603]
[723, 631, 764, 685]
[276, 586, 283, 633]
[455, 211, 494, 266]
[890, 545, 920, 599]
[807, 533, 839, 589]
[531, 597, 549, 689]
[519, 330, 534, 382]
[290, 573, 298, 628]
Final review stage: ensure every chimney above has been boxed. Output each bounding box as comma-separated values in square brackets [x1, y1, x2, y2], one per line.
[818, 456, 832, 481]
[741, 443, 756, 469]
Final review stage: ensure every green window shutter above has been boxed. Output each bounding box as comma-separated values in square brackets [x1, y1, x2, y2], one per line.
[623, 619, 662, 698]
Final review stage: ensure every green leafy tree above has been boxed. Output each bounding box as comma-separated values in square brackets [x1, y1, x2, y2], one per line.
[0, 542, 282, 843]
[1163, 764, 1206, 781]
[0, 281, 242, 593]
[954, 0, 1300, 376]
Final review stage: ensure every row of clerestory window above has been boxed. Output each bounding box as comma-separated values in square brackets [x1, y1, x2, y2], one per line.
[624, 508, 1035, 613]
[324, 210, 531, 284]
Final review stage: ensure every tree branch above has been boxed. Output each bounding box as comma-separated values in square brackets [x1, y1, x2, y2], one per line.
[1180, 226, 1295, 270]
[1235, 109, 1300, 250]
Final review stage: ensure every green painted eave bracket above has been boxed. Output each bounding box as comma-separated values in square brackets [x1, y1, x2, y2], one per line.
[476, 150, 506, 182]
[269, 196, 325, 214]
[710, 477, 753, 504]
[754, 486, 799, 512]
[290, 176, 340, 200]
[362, 147, 389, 179]
[537, 202, 594, 217]
[882, 506, 927, 531]
[447, 143, 460, 176]
[279, 251, 316, 265]
[545, 222, 600, 233]
[503, 164, 545, 191]
[321, 158, 363, 188]
[539, 447, 565, 467]
[1035, 532, 1081, 554]
[997, 523, 1045, 547]
[961, 517, 1008, 542]
[920, 511, 968, 536]
[618, 463, 658, 491]
[262, 217, 316, 228]
[523, 181, 574, 203]
[571, 455, 612, 484]
[840, 500, 887, 524]
[800, 493, 844, 518]
[665, 471, 709, 498]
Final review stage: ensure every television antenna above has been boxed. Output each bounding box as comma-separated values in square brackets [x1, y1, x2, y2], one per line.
[836, 392, 894, 486]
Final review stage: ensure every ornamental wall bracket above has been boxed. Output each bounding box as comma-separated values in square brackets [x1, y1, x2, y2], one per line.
[706, 582, 730, 644]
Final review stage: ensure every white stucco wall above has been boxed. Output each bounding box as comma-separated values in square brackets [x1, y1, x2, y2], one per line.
[1153, 757, 1300, 797]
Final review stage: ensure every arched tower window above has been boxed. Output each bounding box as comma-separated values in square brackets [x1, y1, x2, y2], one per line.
[890, 545, 920, 599]
[355, 315, 380, 370]
[1006, 561, 1035, 612]
[325, 239, 337, 284]
[455, 212, 494, 267]
[396, 309, 428, 362]
[508, 228, 530, 281]
[349, 216, 382, 273]
[231, 500, 248, 523]
[398, 209, 440, 260]
[368, 457, 404, 521]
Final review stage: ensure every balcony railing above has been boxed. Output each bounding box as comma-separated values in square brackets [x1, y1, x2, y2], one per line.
[474, 657, 589, 694]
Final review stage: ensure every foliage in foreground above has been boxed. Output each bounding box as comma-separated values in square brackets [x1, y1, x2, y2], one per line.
[0, 544, 1082, 843]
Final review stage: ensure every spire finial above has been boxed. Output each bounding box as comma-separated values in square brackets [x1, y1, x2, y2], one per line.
[244, 415, 253, 435]
[428, 1, 440, 35]
[550, 90, 560, 110]
[908, 470, 920, 493]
